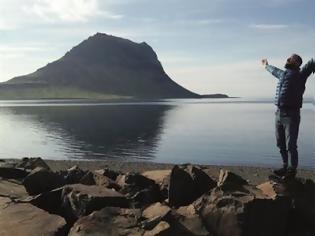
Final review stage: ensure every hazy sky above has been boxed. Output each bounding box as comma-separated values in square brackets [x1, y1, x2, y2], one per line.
[0, 0, 314, 97]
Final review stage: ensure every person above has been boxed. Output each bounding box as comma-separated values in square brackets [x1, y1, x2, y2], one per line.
[262, 54, 314, 179]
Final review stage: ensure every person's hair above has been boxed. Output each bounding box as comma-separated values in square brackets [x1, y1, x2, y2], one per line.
[292, 54, 303, 67]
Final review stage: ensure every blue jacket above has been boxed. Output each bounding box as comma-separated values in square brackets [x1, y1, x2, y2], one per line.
[266, 59, 315, 109]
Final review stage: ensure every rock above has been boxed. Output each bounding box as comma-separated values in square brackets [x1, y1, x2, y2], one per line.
[141, 199, 210, 235]
[217, 169, 249, 192]
[61, 184, 129, 222]
[131, 188, 162, 208]
[79, 171, 96, 185]
[193, 186, 290, 236]
[22, 167, 65, 195]
[141, 202, 172, 230]
[0, 203, 66, 236]
[60, 165, 87, 184]
[80, 170, 121, 190]
[95, 168, 120, 181]
[69, 207, 143, 236]
[168, 165, 196, 207]
[29, 187, 64, 215]
[0, 178, 28, 199]
[257, 181, 287, 199]
[143, 221, 171, 236]
[187, 165, 217, 197]
[117, 172, 162, 207]
[176, 205, 210, 236]
[281, 178, 315, 234]
[258, 178, 315, 233]
[15, 157, 50, 170]
[168, 165, 216, 207]
[0, 196, 11, 209]
[142, 202, 171, 219]
[0, 167, 29, 179]
[142, 170, 172, 185]
[118, 172, 157, 188]
[142, 169, 171, 199]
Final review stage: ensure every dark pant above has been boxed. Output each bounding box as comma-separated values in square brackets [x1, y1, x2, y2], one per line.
[275, 108, 300, 169]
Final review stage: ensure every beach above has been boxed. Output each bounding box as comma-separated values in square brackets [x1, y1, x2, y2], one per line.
[2, 158, 314, 185]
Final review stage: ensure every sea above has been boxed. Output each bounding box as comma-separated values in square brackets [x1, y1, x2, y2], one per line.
[0, 98, 313, 169]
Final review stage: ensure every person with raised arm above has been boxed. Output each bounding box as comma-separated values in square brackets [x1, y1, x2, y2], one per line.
[262, 55, 314, 179]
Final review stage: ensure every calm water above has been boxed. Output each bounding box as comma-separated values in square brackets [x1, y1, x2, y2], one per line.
[0, 99, 314, 169]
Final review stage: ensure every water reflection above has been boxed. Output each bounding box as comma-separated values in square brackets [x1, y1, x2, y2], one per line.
[0, 105, 173, 160]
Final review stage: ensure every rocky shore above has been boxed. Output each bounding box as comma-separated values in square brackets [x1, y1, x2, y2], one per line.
[0, 158, 314, 236]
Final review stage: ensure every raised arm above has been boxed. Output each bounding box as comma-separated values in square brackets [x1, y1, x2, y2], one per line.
[300, 58, 315, 80]
[262, 59, 284, 79]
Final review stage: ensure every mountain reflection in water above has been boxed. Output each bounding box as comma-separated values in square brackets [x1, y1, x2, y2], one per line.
[0, 105, 172, 160]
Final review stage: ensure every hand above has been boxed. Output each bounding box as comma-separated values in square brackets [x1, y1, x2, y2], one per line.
[261, 59, 268, 67]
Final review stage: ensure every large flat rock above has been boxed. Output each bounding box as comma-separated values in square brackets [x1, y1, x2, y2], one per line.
[69, 207, 143, 236]
[0, 203, 66, 236]
[62, 184, 129, 221]
[0, 178, 28, 199]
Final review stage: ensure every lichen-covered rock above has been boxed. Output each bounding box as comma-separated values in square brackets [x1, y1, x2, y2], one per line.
[193, 187, 290, 236]
[61, 184, 129, 222]
[69, 207, 143, 236]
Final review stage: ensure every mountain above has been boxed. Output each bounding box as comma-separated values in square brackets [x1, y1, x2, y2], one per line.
[1, 33, 202, 99]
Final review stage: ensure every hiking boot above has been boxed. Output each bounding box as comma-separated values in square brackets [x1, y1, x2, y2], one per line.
[273, 167, 287, 177]
[283, 168, 297, 180]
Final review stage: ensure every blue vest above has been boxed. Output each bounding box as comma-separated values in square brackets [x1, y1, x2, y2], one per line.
[275, 69, 305, 109]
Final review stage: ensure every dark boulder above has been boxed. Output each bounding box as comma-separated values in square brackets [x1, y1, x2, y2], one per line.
[168, 165, 216, 207]
[0, 167, 29, 179]
[22, 167, 65, 195]
[58, 165, 87, 185]
[29, 187, 64, 216]
[117, 172, 162, 207]
[258, 178, 315, 235]
[217, 169, 249, 192]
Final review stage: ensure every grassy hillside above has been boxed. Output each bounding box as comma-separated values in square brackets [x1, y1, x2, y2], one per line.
[0, 86, 132, 100]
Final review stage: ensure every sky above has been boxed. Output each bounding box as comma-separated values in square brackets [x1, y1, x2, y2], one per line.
[0, 0, 314, 98]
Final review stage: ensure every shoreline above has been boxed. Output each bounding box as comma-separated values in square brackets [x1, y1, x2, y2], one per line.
[2, 158, 314, 185]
